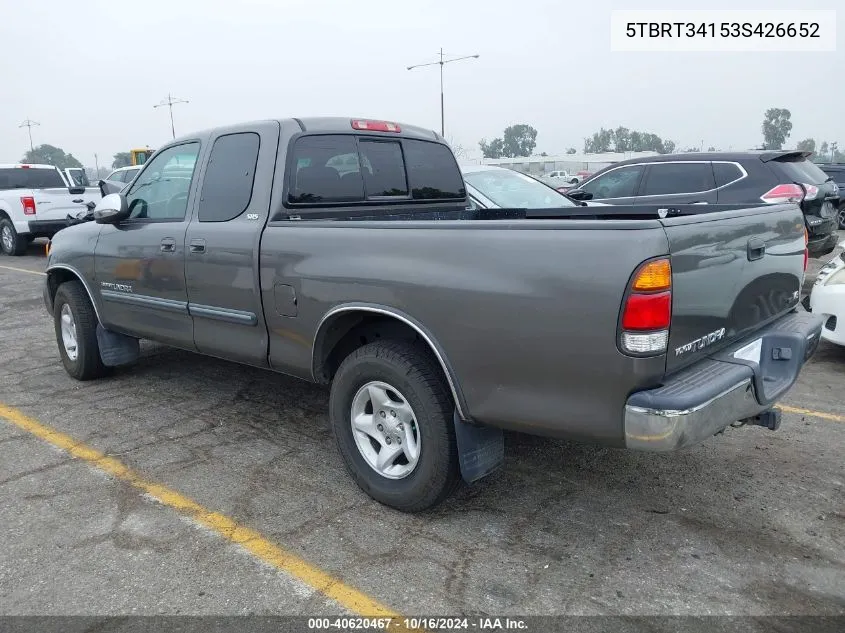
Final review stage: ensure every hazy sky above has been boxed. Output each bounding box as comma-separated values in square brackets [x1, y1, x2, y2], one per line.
[1, 0, 842, 167]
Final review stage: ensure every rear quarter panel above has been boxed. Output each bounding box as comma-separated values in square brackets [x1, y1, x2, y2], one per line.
[261, 220, 670, 446]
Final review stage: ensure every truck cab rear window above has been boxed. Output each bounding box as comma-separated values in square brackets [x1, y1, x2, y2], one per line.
[287, 135, 464, 206]
[0, 167, 65, 189]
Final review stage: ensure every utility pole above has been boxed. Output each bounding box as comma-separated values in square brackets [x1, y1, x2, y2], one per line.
[19, 118, 40, 152]
[94, 153, 100, 177]
[153, 93, 190, 139]
[407, 49, 479, 138]
[831, 141, 838, 162]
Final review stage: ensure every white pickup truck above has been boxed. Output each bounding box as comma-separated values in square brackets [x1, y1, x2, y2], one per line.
[0, 164, 101, 255]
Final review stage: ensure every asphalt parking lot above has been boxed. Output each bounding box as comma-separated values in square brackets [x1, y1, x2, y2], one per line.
[0, 236, 843, 621]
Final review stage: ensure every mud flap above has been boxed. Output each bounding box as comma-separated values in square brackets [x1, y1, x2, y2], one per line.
[453, 411, 504, 483]
[96, 324, 140, 367]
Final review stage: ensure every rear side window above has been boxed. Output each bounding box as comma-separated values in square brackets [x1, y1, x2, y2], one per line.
[403, 140, 465, 199]
[713, 162, 744, 187]
[0, 167, 65, 189]
[199, 132, 260, 222]
[770, 157, 830, 185]
[287, 134, 464, 205]
[641, 163, 715, 196]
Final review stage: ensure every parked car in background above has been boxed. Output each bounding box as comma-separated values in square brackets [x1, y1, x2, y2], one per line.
[102, 165, 142, 190]
[461, 165, 607, 209]
[567, 151, 840, 258]
[545, 170, 581, 184]
[816, 163, 845, 228]
[809, 252, 845, 347]
[0, 164, 101, 255]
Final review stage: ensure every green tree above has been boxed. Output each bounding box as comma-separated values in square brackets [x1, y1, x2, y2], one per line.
[796, 138, 816, 153]
[707, 146, 716, 152]
[663, 140, 676, 154]
[501, 124, 538, 158]
[112, 152, 132, 168]
[479, 138, 504, 159]
[761, 108, 792, 150]
[21, 144, 82, 168]
[566, 147, 576, 154]
[614, 126, 630, 152]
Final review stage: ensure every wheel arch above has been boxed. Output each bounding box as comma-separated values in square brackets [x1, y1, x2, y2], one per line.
[312, 304, 469, 420]
[46, 265, 102, 323]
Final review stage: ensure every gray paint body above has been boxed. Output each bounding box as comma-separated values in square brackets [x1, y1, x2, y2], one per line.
[44, 117, 808, 447]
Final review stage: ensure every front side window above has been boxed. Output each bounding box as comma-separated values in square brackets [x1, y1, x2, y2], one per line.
[579, 165, 644, 199]
[198, 133, 260, 222]
[462, 169, 575, 208]
[640, 163, 716, 196]
[125, 142, 200, 221]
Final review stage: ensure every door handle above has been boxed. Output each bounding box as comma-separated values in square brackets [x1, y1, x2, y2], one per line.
[189, 238, 206, 254]
[160, 238, 176, 253]
[747, 237, 766, 261]
[72, 198, 84, 203]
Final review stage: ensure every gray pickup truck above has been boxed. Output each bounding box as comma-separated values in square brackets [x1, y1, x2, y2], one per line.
[43, 117, 824, 511]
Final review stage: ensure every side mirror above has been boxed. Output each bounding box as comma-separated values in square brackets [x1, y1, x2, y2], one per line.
[68, 186, 86, 195]
[567, 189, 593, 201]
[93, 193, 130, 224]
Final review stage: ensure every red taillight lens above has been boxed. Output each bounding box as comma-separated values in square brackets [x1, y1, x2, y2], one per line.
[20, 196, 36, 215]
[761, 184, 805, 204]
[622, 292, 672, 330]
[350, 119, 401, 132]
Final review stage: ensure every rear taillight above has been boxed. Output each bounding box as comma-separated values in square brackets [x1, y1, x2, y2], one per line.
[620, 257, 672, 355]
[760, 183, 818, 204]
[20, 196, 36, 215]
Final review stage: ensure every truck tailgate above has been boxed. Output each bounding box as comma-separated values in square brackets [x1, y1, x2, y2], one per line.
[33, 188, 98, 222]
[662, 202, 806, 375]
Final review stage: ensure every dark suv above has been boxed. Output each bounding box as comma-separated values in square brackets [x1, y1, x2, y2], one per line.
[816, 163, 845, 229]
[567, 151, 840, 257]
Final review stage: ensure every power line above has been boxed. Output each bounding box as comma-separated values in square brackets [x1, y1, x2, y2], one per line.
[153, 93, 190, 139]
[19, 118, 40, 152]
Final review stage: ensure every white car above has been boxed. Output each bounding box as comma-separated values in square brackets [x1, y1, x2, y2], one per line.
[460, 164, 607, 210]
[0, 164, 101, 255]
[102, 165, 142, 190]
[809, 253, 845, 346]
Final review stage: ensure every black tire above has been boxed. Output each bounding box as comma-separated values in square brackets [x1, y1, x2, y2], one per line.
[53, 281, 109, 381]
[329, 340, 461, 512]
[0, 217, 27, 256]
[837, 205, 845, 230]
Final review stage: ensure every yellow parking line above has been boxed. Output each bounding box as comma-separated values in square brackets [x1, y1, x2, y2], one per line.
[776, 404, 844, 423]
[0, 402, 412, 625]
[0, 264, 45, 276]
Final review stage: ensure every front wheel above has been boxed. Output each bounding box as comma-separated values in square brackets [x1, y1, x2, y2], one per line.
[329, 340, 461, 512]
[53, 281, 109, 381]
[0, 218, 27, 256]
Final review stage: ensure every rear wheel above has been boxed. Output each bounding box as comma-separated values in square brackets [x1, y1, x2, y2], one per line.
[53, 281, 109, 380]
[329, 340, 460, 512]
[0, 218, 27, 256]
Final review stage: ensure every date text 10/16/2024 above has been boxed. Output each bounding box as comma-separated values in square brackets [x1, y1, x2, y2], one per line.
[307, 617, 529, 631]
